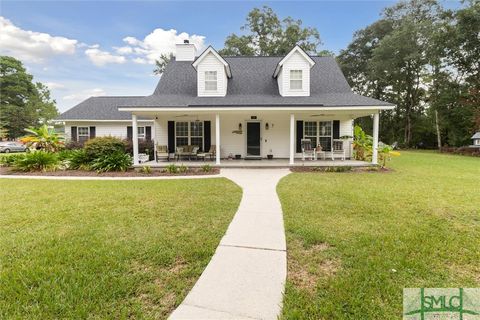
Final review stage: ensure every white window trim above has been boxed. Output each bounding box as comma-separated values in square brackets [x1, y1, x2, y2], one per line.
[303, 121, 333, 151]
[205, 71, 218, 91]
[78, 126, 89, 142]
[137, 126, 145, 140]
[175, 121, 204, 150]
[290, 69, 303, 91]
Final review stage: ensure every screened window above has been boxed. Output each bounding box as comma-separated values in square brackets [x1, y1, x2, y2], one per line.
[175, 121, 204, 150]
[303, 121, 333, 151]
[304, 121, 317, 147]
[137, 126, 145, 139]
[78, 127, 89, 142]
[205, 71, 217, 91]
[290, 70, 303, 90]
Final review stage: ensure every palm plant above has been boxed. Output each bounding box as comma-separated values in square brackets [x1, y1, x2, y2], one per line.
[352, 125, 373, 161]
[21, 124, 64, 152]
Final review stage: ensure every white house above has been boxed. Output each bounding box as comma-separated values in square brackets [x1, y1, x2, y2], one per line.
[57, 41, 394, 165]
[471, 132, 480, 147]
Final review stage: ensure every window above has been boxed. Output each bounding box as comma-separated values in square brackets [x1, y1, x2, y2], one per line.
[304, 121, 317, 147]
[303, 121, 332, 151]
[175, 122, 189, 147]
[290, 70, 303, 90]
[175, 121, 204, 150]
[205, 71, 217, 91]
[319, 121, 332, 151]
[137, 126, 145, 139]
[190, 121, 203, 149]
[78, 127, 89, 142]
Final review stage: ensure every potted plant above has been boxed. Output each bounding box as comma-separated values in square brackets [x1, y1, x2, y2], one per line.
[267, 149, 273, 160]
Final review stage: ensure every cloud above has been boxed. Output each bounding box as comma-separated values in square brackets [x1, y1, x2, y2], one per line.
[84, 48, 126, 66]
[63, 88, 106, 101]
[121, 28, 206, 64]
[114, 46, 133, 55]
[45, 82, 65, 90]
[0, 16, 77, 63]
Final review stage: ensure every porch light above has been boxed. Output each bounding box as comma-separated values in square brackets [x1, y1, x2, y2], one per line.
[265, 122, 269, 130]
[238, 123, 242, 130]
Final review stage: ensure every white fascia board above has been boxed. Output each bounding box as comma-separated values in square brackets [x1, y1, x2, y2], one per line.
[119, 105, 396, 112]
[55, 119, 154, 122]
[273, 45, 316, 78]
[192, 46, 232, 78]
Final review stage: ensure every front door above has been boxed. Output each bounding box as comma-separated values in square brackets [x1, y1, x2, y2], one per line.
[246, 122, 261, 157]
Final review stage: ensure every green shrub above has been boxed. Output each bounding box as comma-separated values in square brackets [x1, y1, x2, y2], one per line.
[64, 149, 91, 170]
[84, 137, 126, 161]
[0, 154, 26, 167]
[165, 164, 178, 174]
[90, 151, 132, 173]
[140, 165, 152, 174]
[201, 164, 212, 173]
[178, 164, 188, 173]
[14, 151, 59, 172]
[325, 166, 352, 173]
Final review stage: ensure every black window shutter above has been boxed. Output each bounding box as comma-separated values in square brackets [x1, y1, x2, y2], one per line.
[127, 126, 132, 140]
[204, 121, 211, 152]
[71, 126, 77, 142]
[333, 120, 340, 139]
[296, 121, 303, 153]
[89, 126, 96, 139]
[145, 126, 152, 141]
[168, 121, 175, 153]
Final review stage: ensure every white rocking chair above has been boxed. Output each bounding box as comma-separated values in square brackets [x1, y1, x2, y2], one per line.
[331, 139, 345, 161]
[301, 139, 316, 161]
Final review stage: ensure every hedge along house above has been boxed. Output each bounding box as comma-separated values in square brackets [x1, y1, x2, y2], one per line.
[57, 41, 394, 166]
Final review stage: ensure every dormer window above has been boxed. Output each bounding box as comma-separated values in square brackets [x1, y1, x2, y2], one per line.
[290, 70, 303, 90]
[205, 71, 217, 91]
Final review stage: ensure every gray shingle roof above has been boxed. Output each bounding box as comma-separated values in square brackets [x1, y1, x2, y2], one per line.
[58, 55, 393, 121]
[472, 132, 480, 139]
[119, 56, 393, 108]
[57, 96, 143, 120]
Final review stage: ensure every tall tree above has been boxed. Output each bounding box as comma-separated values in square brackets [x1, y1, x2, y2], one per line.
[153, 53, 173, 76]
[0, 56, 58, 139]
[219, 6, 331, 56]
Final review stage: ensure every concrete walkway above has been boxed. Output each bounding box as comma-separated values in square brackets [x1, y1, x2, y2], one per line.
[170, 168, 290, 320]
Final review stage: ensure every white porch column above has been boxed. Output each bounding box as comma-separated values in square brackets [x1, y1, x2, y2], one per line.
[372, 112, 379, 165]
[215, 114, 220, 165]
[132, 114, 139, 165]
[289, 114, 295, 165]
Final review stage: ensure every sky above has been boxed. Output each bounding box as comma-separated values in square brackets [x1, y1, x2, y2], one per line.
[1, 0, 462, 112]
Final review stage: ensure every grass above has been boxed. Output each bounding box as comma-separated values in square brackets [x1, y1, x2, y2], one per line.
[278, 151, 480, 319]
[0, 178, 241, 319]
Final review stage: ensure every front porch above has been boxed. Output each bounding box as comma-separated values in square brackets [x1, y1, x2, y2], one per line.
[136, 158, 370, 168]
[127, 108, 381, 167]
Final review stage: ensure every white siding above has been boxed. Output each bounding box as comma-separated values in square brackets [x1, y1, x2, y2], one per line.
[175, 44, 196, 61]
[64, 121, 154, 141]
[278, 51, 311, 97]
[197, 52, 227, 97]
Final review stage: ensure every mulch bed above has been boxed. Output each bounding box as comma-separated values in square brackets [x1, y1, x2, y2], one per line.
[290, 166, 391, 173]
[0, 167, 220, 177]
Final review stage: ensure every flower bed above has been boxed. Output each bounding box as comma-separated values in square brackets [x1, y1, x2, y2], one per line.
[0, 166, 219, 177]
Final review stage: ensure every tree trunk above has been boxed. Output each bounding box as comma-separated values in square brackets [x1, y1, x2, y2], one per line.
[435, 110, 442, 150]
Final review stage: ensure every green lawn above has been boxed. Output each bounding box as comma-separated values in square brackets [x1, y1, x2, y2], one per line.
[0, 178, 241, 319]
[278, 151, 480, 319]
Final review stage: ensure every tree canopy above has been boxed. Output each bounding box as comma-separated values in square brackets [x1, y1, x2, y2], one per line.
[219, 6, 332, 56]
[338, 0, 480, 147]
[0, 56, 58, 139]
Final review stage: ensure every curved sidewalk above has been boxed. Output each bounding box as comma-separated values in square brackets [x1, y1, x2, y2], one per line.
[170, 168, 290, 320]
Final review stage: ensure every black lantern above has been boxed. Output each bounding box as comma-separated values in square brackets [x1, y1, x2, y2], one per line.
[265, 122, 269, 130]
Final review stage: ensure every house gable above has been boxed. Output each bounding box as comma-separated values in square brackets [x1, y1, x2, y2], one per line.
[273, 46, 315, 97]
[192, 46, 232, 97]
